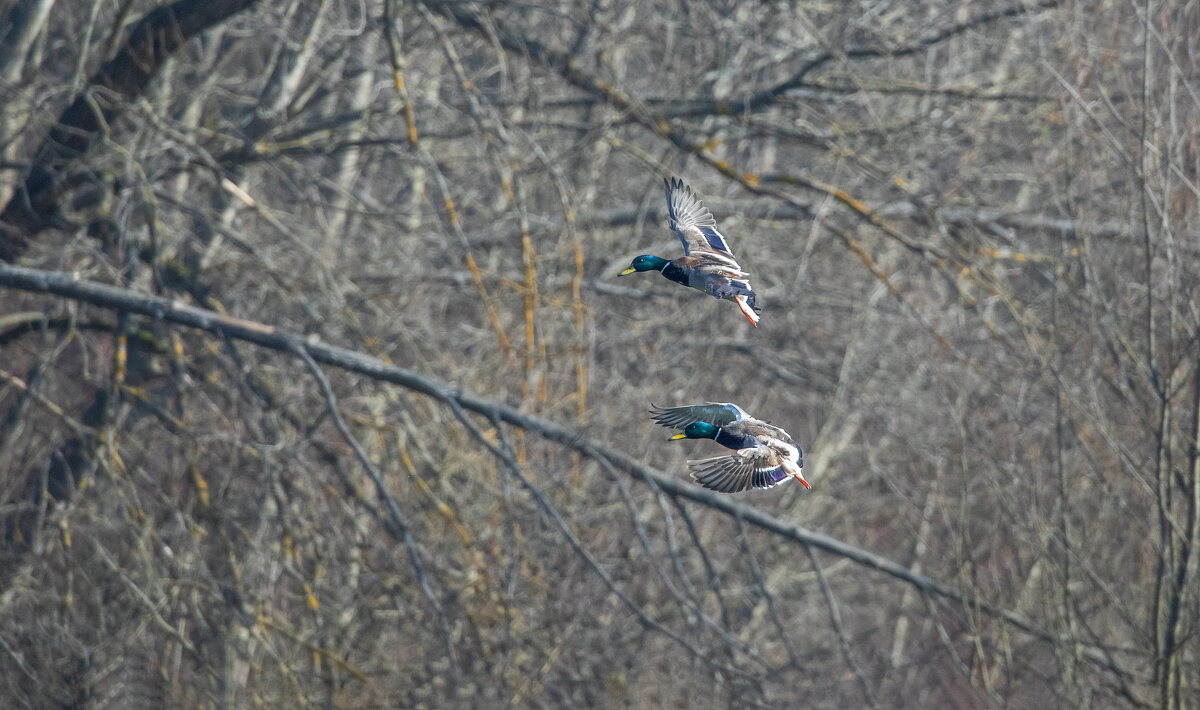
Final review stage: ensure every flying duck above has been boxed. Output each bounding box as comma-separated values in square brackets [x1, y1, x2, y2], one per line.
[651, 402, 809, 492]
[619, 177, 762, 326]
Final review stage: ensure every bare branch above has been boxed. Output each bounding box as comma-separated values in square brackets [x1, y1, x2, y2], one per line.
[0, 262, 1135, 676]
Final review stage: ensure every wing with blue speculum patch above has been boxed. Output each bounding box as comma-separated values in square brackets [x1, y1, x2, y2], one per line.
[697, 225, 732, 254]
[751, 466, 789, 490]
[688, 449, 789, 493]
[650, 402, 749, 430]
[664, 177, 739, 261]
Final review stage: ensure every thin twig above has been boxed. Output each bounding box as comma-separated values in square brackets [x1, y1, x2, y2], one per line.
[289, 339, 459, 675]
[733, 516, 803, 671]
[802, 543, 878, 707]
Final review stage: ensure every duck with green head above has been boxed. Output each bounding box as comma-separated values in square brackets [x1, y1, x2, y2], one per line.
[651, 402, 809, 493]
[619, 178, 761, 326]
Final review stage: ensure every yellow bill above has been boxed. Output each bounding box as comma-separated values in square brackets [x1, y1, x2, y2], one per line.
[618, 267, 636, 276]
[669, 433, 687, 440]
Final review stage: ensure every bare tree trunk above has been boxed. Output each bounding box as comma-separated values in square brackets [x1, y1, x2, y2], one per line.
[0, 0, 261, 259]
[326, 32, 378, 259]
[0, 0, 58, 204]
[0, 0, 57, 85]
[193, 0, 328, 274]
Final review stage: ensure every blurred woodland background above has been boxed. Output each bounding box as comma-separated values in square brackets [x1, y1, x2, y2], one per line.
[1, 0, 1198, 707]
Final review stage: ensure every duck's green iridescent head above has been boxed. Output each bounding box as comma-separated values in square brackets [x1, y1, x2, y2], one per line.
[669, 422, 720, 440]
[618, 254, 669, 276]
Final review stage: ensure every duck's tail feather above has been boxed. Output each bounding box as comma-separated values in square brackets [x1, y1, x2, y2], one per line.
[727, 279, 758, 307]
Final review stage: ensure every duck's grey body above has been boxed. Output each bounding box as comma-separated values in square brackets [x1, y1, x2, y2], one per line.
[660, 258, 758, 309]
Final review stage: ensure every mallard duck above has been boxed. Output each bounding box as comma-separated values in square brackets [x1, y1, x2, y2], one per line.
[651, 402, 809, 492]
[618, 177, 761, 326]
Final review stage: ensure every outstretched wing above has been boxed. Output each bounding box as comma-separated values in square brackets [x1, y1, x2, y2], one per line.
[650, 402, 749, 430]
[664, 177, 741, 264]
[688, 449, 789, 493]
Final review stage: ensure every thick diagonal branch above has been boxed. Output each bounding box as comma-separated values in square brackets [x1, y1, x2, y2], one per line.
[0, 262, 1132, 677]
